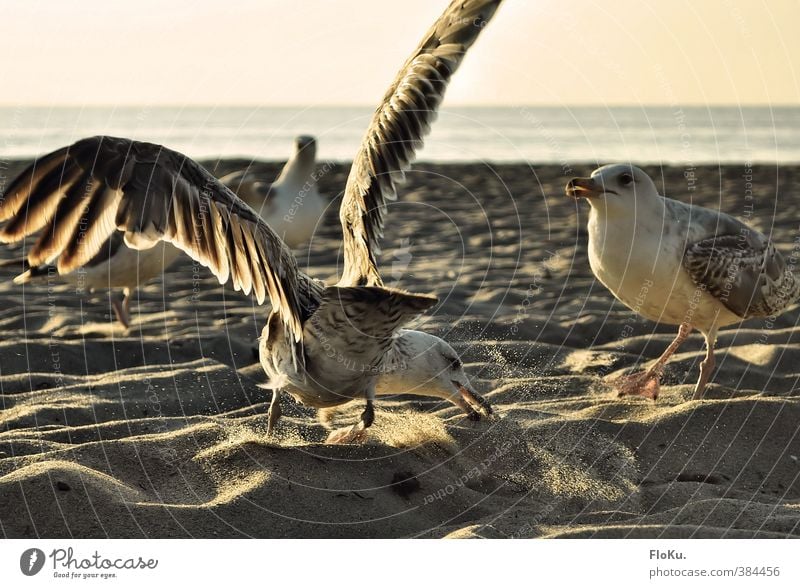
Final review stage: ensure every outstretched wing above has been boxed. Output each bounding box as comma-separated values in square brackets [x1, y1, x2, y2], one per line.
[0, 135, 310, 352]
[683, 233, 800, 319]
[338, 0, 502, 286]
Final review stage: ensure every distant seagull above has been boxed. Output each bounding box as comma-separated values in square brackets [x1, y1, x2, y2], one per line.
[0, 235, 180, 328]
[220, 135, 326, 248]
[566, 164, 800, 400]
[0, 0, 500, 442]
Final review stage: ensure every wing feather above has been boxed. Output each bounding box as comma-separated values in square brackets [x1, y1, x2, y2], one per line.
[34, 173, 104, 267]
[683, 233, 800, 318]
[0, 159, 84, 241]
[0, 145, 72, 222]
[338, 0, 502, 286]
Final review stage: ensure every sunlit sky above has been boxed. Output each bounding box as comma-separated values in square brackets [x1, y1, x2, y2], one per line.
[1, 0, 798, 106]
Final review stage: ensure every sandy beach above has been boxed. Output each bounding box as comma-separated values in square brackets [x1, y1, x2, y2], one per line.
[1, 159, 799, 538]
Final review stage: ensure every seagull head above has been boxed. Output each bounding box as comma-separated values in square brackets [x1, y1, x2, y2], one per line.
[377, 330, 492, 421]
[566, 164, 658, 216]
[294, 135, 317, 161]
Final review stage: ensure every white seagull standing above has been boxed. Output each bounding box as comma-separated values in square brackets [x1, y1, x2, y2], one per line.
[220, 135, 326, 248]
[0, 0, 500, 442]
[566, 164, 800, 400]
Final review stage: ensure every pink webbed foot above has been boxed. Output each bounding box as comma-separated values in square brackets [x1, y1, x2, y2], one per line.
[612, 371, 661, 400]
[325, 399, 374, 444]
[326, 424, 369, 444]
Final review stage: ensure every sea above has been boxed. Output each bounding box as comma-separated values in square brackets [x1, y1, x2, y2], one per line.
[0, 105, 798, 164]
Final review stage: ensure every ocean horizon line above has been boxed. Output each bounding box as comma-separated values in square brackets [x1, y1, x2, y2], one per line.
[2, 104, 798, 163]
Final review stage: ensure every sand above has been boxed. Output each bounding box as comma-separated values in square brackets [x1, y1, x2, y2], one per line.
[1, 160, 800, 538]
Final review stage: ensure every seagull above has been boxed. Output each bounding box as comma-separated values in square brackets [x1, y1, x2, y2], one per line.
[0, 0, 501, 442]
[220, 135, 326, 248]
[566, 164, 800, 400]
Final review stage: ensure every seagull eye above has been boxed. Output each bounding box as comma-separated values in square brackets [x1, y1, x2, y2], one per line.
[619, 173, 634, 186]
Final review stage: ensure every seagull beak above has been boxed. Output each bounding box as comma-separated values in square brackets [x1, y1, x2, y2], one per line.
[456, 382, 493, 419]
[296, 136, 314, 151]
[565, 177, 604, 199]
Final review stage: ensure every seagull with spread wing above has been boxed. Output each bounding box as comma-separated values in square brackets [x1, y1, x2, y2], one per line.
[0, 0, 501, 442]
[566, 164, 800, 401]
[220, 135, 326, 249]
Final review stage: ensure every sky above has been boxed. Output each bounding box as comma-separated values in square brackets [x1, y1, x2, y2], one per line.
[1, 0, 798, 106]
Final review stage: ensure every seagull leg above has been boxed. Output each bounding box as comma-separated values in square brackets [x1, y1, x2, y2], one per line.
[111, 289, 131, 329]
[614, 323, 693, 400]
[326, 385, 375, 444]
[267, 390, 282, 436]
[692, 328, 718, 400]
[123, 288, 131, 322]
